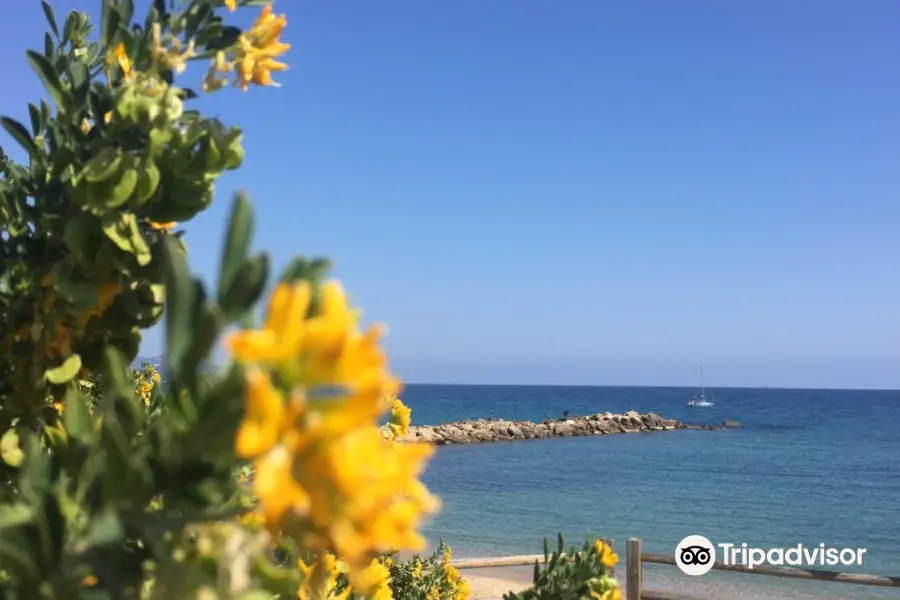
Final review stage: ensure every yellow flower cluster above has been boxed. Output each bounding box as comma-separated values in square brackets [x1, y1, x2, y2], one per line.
[442, 563, 470, 600]
[4, 276, 121, 378]
[150, 22, 195, 74]
[106, 42, 133, 79]
[296, 552, 347, 600]
[594, 540, 618, 568]
[295, 548, 393, 600]
[383, 395, 412, 442]
[590, 540, 621, 600]
[225, 280, 439, 593]
[204, 3, 290, 92]
[133, 364, 161, 406]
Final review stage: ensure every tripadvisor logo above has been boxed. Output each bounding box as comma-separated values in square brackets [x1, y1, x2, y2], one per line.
[675, 535, 869, 575]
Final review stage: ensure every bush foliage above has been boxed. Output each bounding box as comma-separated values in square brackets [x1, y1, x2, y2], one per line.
[0, 1, 622, 598]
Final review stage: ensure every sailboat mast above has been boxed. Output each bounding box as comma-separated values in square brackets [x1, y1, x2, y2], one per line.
[700, 366, 705, 400]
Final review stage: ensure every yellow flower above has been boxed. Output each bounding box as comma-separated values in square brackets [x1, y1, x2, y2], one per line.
[594, 540, 619, 568]
[355, 559, 392, 600]
[589, 575, 621, 600]
[76, 283, 122, 327]
[225, 0, 237, 11]
[80, 575, 98, 587]
[227, 279, 438, 588]
[80, 119, 91, 134]
[151, 23, 195, 73]
[384, 396, 411, 441]
[591, 587, 621, 600]
[238, 510, 266, 528]
[226, 281, 311, 363]
[258, 444, 312, 527]
[106, 42, 132, 78]
[444, 564, 461, 584]
[147, 220, 176, 231]
[411, 559, 422, 580]
[203, 51, 235, 92]
[297, 553, 351, 600]
[315, 426, 438, 578]
[455, 578, 471, 600]
[236, 369, 287, 457]
[234, 3, 291, 91]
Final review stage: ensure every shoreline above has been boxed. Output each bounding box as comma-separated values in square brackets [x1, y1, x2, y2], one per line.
[457, 563, 881, 600]
[401, 410, 738, 445]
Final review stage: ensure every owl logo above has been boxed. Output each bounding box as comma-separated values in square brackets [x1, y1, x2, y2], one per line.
[675, 535, 716, 576]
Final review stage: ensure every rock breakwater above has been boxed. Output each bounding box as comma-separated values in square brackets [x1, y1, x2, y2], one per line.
[400, 411, 734, 445]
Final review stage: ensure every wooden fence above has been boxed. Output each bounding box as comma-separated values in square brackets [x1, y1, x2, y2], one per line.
[451, 538, 900, 600]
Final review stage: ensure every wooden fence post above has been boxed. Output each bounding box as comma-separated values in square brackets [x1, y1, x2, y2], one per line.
[626, 538, 642, 600]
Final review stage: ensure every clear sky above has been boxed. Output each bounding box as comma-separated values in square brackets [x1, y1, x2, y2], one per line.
[3, 1, 900, 389]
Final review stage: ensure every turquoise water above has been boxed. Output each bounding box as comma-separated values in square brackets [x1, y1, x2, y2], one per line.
[403, 384, 900, 599]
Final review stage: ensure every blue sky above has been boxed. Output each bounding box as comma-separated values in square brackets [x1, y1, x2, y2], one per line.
[3, 1, 900, 389]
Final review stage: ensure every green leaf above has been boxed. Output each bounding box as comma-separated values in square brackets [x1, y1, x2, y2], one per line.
[131, 161, 160, 206]
[0, 532, 39, 581]
[71, 61, 90, 106]
[162, 236, 197, 382]
[221, 254, 269, 321]
[62, 12, 76, 44]
[45, 354, 83, 385]
[64, 212, 101, 270]
[49, 262, 99, 309]
[26, 50, 67, 108]
[44, 32, 54, 58]
[218, 192, 254, 302]
[41, 1, 60, 38]
[37, 493, 65, 572]
[53, 53, 69, 76]
[148, 128, 172, 158]
[94, 167, 138, 210]
[82, 147, 123, 183]
[0, 505, 33, 529]
[28, 103, 42, 136]
[182, 303, 223, 386]
[0, 430, 24, 467]
[119, 0, 135, 27]
[100, 0, 121, 47]
[204, 25, 241, 52]
[0, 117, 37, 155]
[101, 213, 150, 267]
[83, 510, 123, 547]
[63, 389, 93, 444]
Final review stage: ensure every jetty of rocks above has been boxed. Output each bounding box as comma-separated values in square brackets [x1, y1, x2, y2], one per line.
[400, 411, 737, 445]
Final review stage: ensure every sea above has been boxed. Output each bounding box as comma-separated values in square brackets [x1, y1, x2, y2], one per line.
[401, 384, 900, 600]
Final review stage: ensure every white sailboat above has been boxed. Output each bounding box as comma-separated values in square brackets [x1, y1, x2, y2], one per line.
[687, 366, 715, 407]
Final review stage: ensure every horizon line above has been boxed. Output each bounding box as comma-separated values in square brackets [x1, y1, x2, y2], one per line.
[398, 381, 900, 393]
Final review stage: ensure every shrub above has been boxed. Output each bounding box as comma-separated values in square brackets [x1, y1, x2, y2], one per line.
[0, 1, 621, 599]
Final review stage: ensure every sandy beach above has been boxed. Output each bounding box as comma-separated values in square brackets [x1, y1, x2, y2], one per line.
[461, 566, 532, 599]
